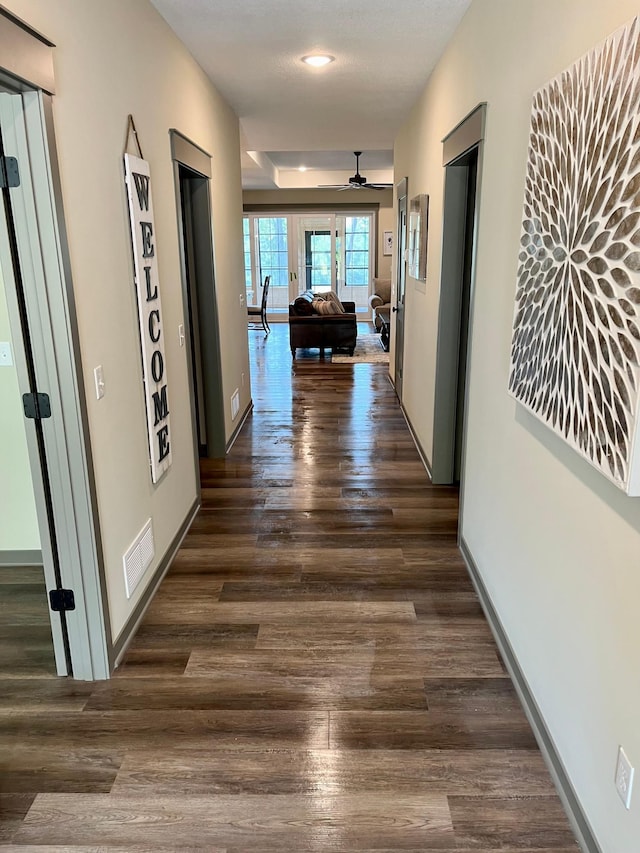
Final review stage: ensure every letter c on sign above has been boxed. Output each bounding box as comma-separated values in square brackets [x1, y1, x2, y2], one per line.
[149, 310, 161, 343]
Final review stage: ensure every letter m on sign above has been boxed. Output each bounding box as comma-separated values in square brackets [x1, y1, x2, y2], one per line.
[152, 385, 169, 426]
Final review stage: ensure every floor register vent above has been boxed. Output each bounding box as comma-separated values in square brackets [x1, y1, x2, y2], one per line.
[123, 518, 155, 599]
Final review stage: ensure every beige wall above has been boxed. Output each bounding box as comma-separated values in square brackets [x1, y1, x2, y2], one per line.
[395, 0, 640, 848]
[243, 188, 393, 281]
[7, 0, 248, 639]
[0, 267, 40, 553]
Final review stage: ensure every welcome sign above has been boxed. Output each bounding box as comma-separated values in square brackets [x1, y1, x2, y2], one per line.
[124, 153, 172, 484]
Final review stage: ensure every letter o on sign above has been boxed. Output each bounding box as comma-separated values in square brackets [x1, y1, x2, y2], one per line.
[151, 350, 164, 383]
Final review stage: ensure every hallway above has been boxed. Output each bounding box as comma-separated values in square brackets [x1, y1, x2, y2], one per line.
[0, 324, 578, 849]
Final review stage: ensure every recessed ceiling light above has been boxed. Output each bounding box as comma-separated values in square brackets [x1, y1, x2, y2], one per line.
[302, 54, 335, 68]
[298, 166, 307, 172]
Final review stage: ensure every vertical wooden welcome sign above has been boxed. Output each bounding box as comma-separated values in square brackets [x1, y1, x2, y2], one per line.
[124, 153, 172, 484]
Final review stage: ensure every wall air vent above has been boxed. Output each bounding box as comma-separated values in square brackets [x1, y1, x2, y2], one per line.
[231, 388, 240, 420]
[123, 518, 154, 599]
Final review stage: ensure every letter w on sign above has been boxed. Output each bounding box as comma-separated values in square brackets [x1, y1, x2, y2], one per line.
[124, 153, 172, 484]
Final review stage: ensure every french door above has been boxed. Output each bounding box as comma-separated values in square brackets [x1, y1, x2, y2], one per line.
[244, 211, 374, 312]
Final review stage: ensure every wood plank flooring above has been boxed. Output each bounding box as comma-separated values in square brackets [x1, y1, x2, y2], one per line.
[0, 565, 56, 678]
[0, 323, 579, 850]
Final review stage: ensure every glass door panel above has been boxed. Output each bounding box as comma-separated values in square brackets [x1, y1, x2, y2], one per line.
[255, 216, 290, 310]
[245, 211, 375, 313]
[242, 217, 254, 306]
[338, 214, 372, 311]
[296, 215, 335, 294]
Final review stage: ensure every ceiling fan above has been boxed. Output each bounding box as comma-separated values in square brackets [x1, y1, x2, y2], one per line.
[319, 151, 392, 191]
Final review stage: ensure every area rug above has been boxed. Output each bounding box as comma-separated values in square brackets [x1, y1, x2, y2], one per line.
[332, 333, 389, 364]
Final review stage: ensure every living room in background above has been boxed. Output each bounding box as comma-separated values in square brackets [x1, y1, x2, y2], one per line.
[243, 210, 375, 316]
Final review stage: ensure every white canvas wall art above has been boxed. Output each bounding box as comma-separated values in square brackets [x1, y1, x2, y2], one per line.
[509, 17, 640, 494]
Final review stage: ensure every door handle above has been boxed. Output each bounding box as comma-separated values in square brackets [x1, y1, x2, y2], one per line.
[392, 306, 398, 313]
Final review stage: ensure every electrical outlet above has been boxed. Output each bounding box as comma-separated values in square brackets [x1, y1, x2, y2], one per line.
[0, 341, 13, 366]
[615, 746, 634, 809]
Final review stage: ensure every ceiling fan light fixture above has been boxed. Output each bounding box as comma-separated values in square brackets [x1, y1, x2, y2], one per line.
[316, 151, 393, 191]
[302, 54, 335, 68]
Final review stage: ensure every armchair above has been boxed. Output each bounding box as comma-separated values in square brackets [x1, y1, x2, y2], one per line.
[369, 278, 392, 331]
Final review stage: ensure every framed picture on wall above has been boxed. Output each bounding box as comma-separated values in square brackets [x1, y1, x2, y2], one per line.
[383, 230, 393, 255]
[408, 193, 428, 281]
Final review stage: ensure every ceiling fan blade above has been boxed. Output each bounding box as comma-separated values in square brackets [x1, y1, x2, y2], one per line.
[318, 154, 392, 190]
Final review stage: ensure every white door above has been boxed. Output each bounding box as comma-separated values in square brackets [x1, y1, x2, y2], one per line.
[337, 213, 373, 311]
[296, 214, 335, 294]
[0, 117, 69, 675]
[245, 215, 293, 311]
[0, 91, 109, 680]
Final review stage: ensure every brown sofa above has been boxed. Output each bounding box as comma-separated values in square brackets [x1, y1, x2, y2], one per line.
[289, 291, 357, 357]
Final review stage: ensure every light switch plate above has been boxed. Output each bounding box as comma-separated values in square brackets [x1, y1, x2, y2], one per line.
[615, 746, 634, 809]
[178, 323, 185, 347]
[94, 365, 105, 400]
[0, 341, 13, 366]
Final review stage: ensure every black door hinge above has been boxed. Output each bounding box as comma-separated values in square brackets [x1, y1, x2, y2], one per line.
[23, 392, 51, 420]
[0, 156, 20, 188]
[49, 588, 75, 612]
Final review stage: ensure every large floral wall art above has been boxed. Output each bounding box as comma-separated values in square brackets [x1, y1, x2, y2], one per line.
[509, 17, 640, 494]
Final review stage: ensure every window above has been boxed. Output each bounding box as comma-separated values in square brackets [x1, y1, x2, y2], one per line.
[343, 216, 370, 287]
[257, 216, 288, 288]
[243, 217, 252, 300]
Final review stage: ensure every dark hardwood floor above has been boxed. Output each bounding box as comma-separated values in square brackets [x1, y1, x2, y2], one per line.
[0, 322, 579, 850]
[0, 564, 56, 678]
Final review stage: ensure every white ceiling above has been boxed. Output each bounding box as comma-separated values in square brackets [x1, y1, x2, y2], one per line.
[150, 0, 472, 188]
[267, 150, 392, 172]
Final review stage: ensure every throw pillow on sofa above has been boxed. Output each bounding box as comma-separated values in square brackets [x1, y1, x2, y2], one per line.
[312, 297, 340, 315]
[324, 291, 345, 313]
[293, 292, 315, 315]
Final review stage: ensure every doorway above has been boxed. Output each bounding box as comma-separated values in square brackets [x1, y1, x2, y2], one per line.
[243, 211, 375, 314]
[432, 105, 485, 486]
[0, 238, 62, 676]
[301, 221, 332, 291]
[394, 178, 408, 399]
[172, 132, 226, 460]
[0, 86, 109, 680]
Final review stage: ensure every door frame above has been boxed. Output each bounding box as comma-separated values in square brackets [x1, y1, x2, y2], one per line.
[431, 104, 486, 488]
[393, 177, 408, 397]
[0, 11, 110, 680]
[170, 129, 226, 461]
